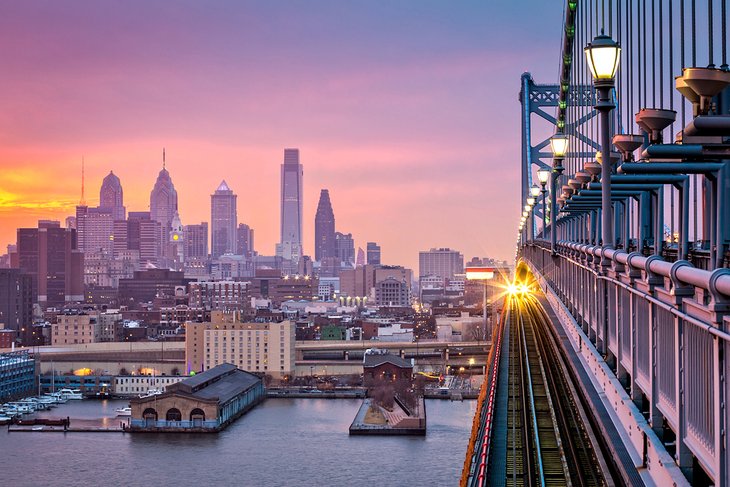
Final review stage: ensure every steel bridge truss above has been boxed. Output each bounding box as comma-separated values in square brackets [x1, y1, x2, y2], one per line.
[520, 73, 598, 230]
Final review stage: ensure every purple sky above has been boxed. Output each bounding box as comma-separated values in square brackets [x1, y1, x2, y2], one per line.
[0, 1, 563, 270]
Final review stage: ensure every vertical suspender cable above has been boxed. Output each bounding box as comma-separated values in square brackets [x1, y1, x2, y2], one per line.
[652, 0, 657, 108]
[709, 0, 715, 67]
[692, 0, 697, 67]
[659, 0, 664, 108]
[638, 0, 643, 113]
[668, 0, 675, 243]
[722, 0, 728, 69]
[644, 0, 648, 107]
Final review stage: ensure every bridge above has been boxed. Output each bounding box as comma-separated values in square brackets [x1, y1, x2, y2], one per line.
[463, 1, 729, 486]
[9, 339, 490, 378]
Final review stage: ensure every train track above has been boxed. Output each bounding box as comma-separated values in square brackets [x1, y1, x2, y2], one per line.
[499, 293, 610, 487]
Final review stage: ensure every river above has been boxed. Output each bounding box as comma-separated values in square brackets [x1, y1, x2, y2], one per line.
[0, 398, 476, 486]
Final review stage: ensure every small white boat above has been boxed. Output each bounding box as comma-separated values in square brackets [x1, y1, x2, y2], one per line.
[138, 388, 163, 399]
[46, 393, 68, 404]
[58, 388, 83, 400]
[8, 404, 32, 414]
[115, 407, 132, 417]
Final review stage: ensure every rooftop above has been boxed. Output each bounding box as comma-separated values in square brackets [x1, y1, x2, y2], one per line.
[138, 363, 261, 405]
[363, 353, 413, 369]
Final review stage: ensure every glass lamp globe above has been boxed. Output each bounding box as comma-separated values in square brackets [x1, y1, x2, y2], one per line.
[584, 34, 621, 80]
[550, 134, 569, 158]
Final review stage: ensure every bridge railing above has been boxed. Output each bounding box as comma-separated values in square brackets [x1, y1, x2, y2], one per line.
[460, 299, 508, 487]
[522, 239, 729, 485]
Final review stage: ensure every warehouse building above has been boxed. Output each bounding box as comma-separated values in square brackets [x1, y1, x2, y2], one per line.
[129, 363, 264, 432]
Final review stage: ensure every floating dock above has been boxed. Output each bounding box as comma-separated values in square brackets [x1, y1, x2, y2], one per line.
[349, 397, 426, 436]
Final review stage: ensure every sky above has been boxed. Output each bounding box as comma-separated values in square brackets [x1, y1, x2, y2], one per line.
[0, 1, 563, 271]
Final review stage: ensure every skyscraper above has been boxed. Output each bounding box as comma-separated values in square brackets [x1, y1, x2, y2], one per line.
[150, 153, 178, 249]
[418, 247, 464, 283]
[277, 148, 303, 263]
[314, 189, 336, 261]
[236, 223, 254, 258]
[184, 223, 209, 260]
[335, 232, 355, 266]
[16, 221, 84, 308]
[76, 206, 114, 254]
[211, 181, 237, 258]
[119, 212, 161, 265]
[99, 171, 125, 221]
[367, 242, 381, 265]
[0, 269, 33, 344]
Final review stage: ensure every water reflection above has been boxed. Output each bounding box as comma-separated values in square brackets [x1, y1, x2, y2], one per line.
[2, 399, 475, 486]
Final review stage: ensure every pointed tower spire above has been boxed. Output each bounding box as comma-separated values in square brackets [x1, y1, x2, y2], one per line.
[80, 156, 86, 206]
[162, 148, 166, 169]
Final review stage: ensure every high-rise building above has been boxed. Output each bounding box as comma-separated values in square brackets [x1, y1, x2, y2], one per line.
[150, 158, 178, 248]
[277, 148, 303, 263]
[76, 206, 114, 254]
[116, 212, 161, 265]
[367, 242, 381, 265]
[184, 223, 209, 260]
[335, 232, 355, 266]
[211, 181, 237, 258]
[168, 211, 184, 266]
[15, 221, 84, 308]
[0, 269, 33, 344]
[356, 247, 366, 266]
[99, 171, 126, 221]
[236, 223, 254, 257]
[419, 248, 464, 283]
[314, 189, 336, 261]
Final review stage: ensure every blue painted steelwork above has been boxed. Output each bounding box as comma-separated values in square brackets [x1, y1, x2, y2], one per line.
[513, 1, 730, 484]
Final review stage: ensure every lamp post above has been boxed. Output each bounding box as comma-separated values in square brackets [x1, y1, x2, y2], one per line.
[526, 197, 536, 242]
[537, 169, 550, 237]
[585, 33, 620, 255]
[530, 185, 540, 238]
[549, 134, 569, 254]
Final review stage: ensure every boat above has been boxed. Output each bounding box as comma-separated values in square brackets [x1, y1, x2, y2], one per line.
[45, 392, 68, 404]
[115, 407, 132, 417]
[7, 404, 33, 414]
[138, 388, 163, 399]
[58, 388, 84, 400]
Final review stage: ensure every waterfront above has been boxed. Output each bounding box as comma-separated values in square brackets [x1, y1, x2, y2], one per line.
[1, 398, 475, 486]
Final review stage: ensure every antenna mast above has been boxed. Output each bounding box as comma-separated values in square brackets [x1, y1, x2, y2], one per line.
[80, 156, 86, 206]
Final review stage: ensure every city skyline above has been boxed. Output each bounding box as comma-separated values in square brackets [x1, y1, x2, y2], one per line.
[0, 1, 561, 271]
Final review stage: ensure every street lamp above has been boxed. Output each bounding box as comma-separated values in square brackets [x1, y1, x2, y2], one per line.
[550, 134, 569, 158]
[537, 169, 550, 237]
[584, 34, 621, 80]
[549, 133, 568, 253]
[585, 33, 620, 254]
